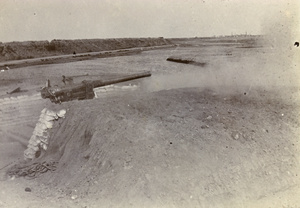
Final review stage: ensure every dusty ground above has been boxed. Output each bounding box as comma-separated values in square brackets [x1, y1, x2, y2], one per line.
[0, 37, 300, 208]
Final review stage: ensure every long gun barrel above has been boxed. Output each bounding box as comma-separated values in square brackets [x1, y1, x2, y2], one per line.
[41, 71, 151, 103]
[91, 71, 151, 88]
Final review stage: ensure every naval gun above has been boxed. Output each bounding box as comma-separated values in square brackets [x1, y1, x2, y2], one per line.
[41, 71, 151, 103]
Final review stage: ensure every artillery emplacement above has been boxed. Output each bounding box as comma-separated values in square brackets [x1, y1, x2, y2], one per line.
[41, 71, 151, 103]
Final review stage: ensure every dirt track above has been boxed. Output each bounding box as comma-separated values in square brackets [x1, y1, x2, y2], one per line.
[0, 37, 300, 207]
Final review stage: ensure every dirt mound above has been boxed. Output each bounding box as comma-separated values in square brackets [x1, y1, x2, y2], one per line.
[10, 87, 299, 207]
[0, 38, 172, 62]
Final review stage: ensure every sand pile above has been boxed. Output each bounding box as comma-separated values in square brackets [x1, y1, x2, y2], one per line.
[24, 108, 67, 160]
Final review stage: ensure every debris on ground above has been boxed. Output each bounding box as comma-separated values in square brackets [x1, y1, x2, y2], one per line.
[1, 66, 10, 72]
[201, 124, 209, 129]
[25, 187, 31, 192]
[206, 115, 212, 120]
[7, 160, 58, 179]
[7, 87, 21, 94]
[231, 131, 240, 140]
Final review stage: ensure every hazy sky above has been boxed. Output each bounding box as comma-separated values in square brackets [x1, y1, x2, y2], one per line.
[0, 0, 299, 42]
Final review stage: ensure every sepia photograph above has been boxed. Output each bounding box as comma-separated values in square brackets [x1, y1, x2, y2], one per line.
[0, 0, 299, 207]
